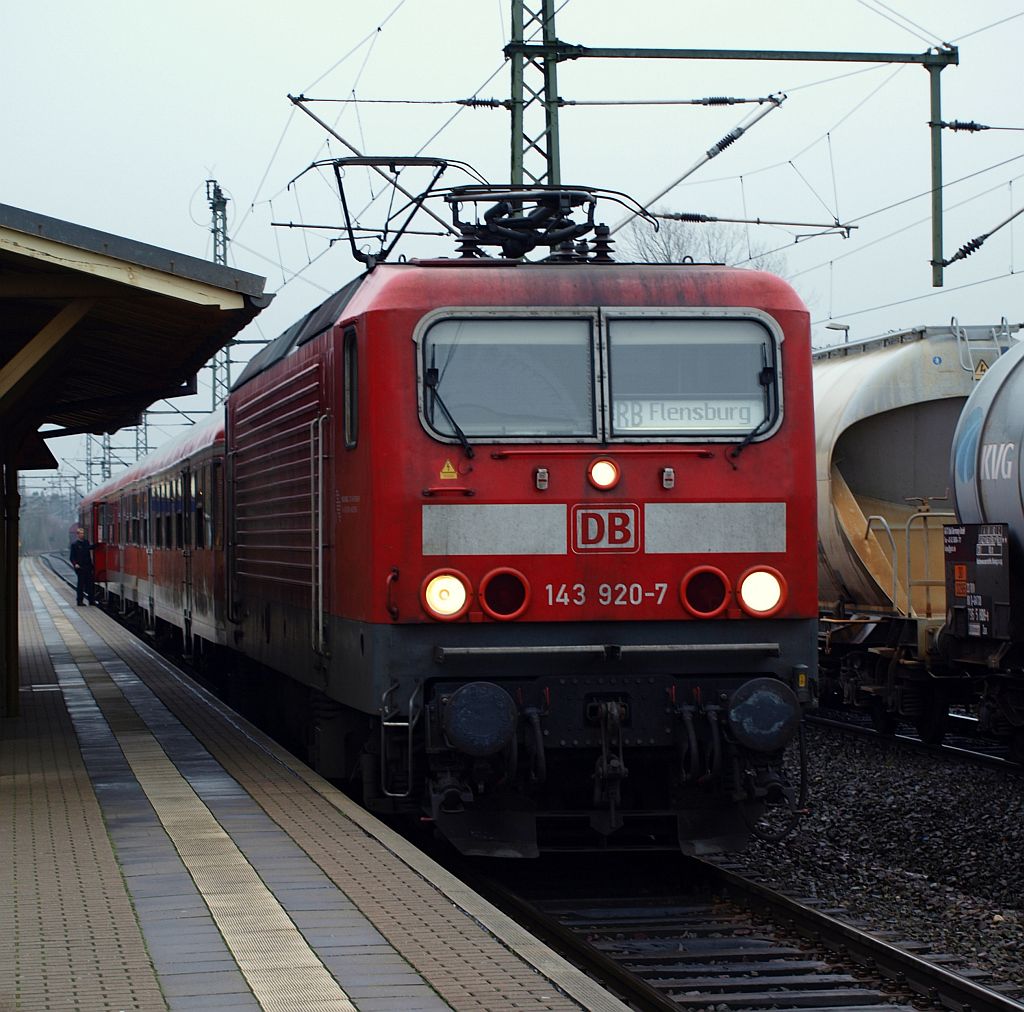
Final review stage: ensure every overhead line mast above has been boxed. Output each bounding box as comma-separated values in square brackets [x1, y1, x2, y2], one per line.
[207, 179, 231, 407]
[506, 2, 957, 285]
[509, 0, 562, 186]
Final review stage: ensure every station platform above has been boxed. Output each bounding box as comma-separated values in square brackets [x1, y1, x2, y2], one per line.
[2, 557, 628, 1012]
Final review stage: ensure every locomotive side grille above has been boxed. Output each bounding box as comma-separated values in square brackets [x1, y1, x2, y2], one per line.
[231, 362, 325, 602]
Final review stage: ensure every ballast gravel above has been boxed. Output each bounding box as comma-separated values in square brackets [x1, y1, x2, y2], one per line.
[732, 723, 1024, 992]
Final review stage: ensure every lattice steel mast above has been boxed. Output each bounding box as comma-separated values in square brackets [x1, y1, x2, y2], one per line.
[207, 179, 232, 406]
[508, 0, 562, 186]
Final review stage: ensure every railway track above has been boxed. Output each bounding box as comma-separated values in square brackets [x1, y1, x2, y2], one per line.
[810, 710, 1021, 773]
[462, 854, 1023, 1012]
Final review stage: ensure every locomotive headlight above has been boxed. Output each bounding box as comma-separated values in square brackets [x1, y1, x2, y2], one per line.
[737, 567, 786, 617]
[588, 457, 620, 490]
[423, 570, 471, 620]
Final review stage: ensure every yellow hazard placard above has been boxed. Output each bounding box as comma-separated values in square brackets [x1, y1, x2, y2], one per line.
[974, 359, 989, 380]
[440, 459, 458, 480]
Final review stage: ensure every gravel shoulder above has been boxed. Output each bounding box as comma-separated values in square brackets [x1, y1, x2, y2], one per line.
[730, 724, 1024, 990]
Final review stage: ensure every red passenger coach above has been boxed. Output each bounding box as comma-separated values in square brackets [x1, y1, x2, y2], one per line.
[83, 186, 817, 857]
[81, 416, 227, 648]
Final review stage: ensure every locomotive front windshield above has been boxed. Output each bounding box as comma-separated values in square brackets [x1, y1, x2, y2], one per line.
[608, 318, 776, 437]
[423, 318, 596, 437]
[421, 314, 778, 441]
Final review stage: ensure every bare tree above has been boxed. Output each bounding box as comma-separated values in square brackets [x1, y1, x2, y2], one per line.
[618, 213, 788, 277]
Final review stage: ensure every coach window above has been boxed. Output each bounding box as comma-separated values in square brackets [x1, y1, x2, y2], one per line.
[211, 462, 223, 549]
[194, 469, 205, 549]
[343, 328, 358, 449]
[422, 318, 595, 438]
[607, 318, 779, 439]
[175, 477, 186, 548]
[161, 483, 169, 548]
[160, 483, 169, 548]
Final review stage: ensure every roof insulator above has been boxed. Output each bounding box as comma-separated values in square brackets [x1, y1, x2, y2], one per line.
[707, 129, 742, 159]
[935, 119, 989, 132]
[943, 233, 989, 266]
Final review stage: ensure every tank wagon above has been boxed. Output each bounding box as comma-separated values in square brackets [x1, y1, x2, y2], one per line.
[947, 338, 1024, 757]
[81, 185, 818, 856]
[814, 320, 1022, 748]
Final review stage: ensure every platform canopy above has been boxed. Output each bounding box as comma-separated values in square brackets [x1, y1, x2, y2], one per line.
[0, 203, 270, 463]
[0, 202, 271, 717]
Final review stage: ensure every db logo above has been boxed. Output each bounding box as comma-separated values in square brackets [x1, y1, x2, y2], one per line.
[571, 504, 640, 553]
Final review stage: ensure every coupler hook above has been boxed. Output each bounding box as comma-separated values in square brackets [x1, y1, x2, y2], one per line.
[591, 700, 628, 834]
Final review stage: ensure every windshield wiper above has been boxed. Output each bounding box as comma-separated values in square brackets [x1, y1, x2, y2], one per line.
[728, 362, 775, 468]
[426, 368, 474, 459]
[728, 415, 772, 468]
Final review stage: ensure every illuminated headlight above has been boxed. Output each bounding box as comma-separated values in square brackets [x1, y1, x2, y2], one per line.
[588, 457, 620, 490]
[423, 571, 470, 620]
[738, 567, 786, 616]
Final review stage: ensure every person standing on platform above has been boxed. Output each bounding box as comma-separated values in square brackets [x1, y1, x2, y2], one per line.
[70, 526, 95, 606]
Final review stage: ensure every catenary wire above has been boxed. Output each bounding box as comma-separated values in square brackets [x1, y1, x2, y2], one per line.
[787, 171, 1024, 279]
[848, 151, 1024, 224]
[952, 10, 1024, 41]
[233, 3, 405, 242]
[724, 149, 1024, 270]
[812, 270, 1018, 325]
[676, 20, 1006, 227]
[228, 235, 335, 296]
[854, 0, 945, 47]
[301, 0, 409, 94]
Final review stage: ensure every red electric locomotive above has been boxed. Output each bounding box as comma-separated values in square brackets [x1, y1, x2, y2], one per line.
[82, 186, 817, 856]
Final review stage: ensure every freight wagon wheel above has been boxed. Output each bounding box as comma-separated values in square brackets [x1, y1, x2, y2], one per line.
[868, 696, 898, 735]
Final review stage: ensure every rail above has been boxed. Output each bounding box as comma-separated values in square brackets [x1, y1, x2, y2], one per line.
[705, 859, 1024, 1012]
[456, 852, 1021, 1012]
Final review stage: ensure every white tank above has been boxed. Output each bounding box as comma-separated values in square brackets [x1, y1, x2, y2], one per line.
[951, 338, 1024, 562]
[815, 321, 1018, 616]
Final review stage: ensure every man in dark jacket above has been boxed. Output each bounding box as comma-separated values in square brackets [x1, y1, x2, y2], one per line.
[69, 527, 95, 606]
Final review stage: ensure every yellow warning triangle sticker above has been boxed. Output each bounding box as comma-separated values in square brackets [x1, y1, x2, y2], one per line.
[974, 359, 989, 380]
[439, 459, 458, 480]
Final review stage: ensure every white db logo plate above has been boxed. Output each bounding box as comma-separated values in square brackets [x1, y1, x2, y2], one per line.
[571, 504, 640, 553]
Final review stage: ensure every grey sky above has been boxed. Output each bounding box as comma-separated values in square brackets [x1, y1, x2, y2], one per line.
[3, 1, 1022, 473]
